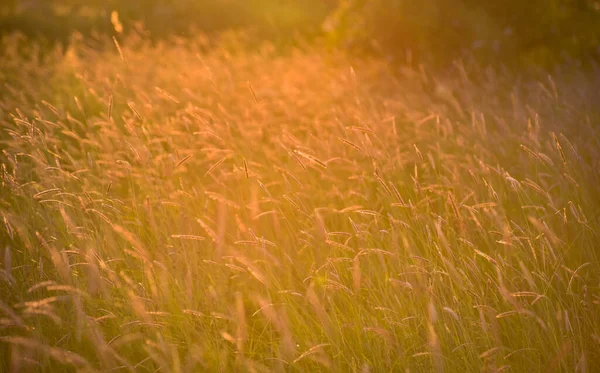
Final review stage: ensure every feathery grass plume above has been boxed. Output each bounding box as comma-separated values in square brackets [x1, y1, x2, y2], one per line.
[204, 156, 228, 177]
[175, 154, 193, 169]
[247, 81, 259, 103]
[110, 11, 124, 34]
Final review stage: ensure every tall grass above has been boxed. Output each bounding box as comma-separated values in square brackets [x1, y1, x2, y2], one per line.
[1, 33, 599, 372]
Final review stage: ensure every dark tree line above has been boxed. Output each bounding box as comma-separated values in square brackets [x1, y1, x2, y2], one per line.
[324, 0, 600, 67]
[1, 0, 599, 67]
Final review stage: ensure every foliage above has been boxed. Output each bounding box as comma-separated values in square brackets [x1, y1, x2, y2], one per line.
[0, 0, 336, 49]
[3, 0, 599, 68]
[324, 0, 600, 67]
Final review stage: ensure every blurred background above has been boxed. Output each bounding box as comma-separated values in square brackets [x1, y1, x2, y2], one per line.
[1, 0, 599, 68]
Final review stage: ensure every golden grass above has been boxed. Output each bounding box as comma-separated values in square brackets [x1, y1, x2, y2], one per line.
[1, 33, 599, 372]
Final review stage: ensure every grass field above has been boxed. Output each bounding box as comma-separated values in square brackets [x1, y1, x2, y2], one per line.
[1, 34, 599, 372]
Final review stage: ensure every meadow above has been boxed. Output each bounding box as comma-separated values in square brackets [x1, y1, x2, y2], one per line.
[1, 33, 599, 372]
